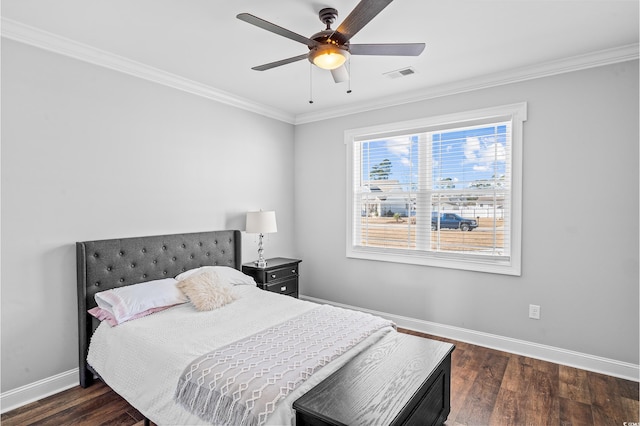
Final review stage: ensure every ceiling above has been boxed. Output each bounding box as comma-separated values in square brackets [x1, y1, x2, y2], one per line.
[2, 0, 638, 123]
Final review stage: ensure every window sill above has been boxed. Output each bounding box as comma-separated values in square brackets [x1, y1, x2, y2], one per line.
[346, 246, 521, 276]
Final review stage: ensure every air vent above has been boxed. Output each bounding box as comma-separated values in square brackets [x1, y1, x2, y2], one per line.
[383, 67, 418, 79]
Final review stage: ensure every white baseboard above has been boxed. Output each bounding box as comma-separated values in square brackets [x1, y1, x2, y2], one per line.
[1, 368, 78, 414]
[302, 295, 640, 382]
[3, 299, 638, 414]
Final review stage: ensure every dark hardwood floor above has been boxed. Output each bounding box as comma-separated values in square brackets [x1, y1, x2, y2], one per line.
[402, 330, 639, 425]
[2, 329, 638, 425]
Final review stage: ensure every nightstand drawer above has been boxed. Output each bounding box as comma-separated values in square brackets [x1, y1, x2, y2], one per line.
[265, 265, 299, 283]
[264, 278, 298, 296]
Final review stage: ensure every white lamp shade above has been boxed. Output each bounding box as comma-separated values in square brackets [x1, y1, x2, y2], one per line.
[246, 210, 277, 234]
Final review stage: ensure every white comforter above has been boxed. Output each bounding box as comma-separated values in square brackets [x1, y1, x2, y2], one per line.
[87, 285, 394, 425]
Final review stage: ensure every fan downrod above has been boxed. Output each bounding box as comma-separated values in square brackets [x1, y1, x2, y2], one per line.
[318, 8, 338, 29]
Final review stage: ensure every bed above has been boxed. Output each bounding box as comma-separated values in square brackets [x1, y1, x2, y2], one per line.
[77, 230, 453, 425]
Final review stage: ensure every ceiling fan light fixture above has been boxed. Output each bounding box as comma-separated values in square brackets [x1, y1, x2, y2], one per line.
[310, 44, 350, 70]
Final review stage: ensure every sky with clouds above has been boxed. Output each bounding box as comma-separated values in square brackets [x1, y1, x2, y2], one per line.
[362, 123, 508, 191]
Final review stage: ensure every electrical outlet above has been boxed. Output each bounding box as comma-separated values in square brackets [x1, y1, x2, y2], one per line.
[529, 304, 541, 319]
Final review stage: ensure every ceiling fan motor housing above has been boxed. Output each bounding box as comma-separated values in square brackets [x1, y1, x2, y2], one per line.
[310, 29, 349, 47]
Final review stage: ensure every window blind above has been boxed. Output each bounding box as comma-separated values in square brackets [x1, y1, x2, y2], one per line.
[351, 120, 512, 261]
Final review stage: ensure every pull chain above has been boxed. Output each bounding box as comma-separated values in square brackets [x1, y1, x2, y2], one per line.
[309, 63, 314, 104]
[347, 58, 352, 94]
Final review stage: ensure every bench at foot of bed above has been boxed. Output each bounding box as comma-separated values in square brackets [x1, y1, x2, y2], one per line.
[293, 332, 454, 426]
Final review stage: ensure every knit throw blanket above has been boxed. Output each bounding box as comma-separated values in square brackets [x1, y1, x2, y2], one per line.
[174, 304, 393, 426]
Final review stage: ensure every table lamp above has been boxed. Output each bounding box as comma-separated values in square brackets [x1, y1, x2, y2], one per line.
[246, 210, 277, 268]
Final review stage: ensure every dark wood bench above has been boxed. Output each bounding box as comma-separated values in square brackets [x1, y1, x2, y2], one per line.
[294, 332, 455, 425]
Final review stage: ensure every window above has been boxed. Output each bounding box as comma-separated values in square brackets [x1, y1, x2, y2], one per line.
[345, 103, 526, 275]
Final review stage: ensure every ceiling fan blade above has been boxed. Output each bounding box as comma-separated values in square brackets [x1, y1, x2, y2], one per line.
[350, 43, 426, 56]
[237, 13, 319, 47]
[251, 53, 309, 71]
[336, 0, 394, 42]
[331, 65, 350, 83]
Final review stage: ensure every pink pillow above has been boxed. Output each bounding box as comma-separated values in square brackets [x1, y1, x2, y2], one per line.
[88, 305, 174, 327]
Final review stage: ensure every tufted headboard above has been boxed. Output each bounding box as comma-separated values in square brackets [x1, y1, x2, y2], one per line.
[76, 229, 242, 388]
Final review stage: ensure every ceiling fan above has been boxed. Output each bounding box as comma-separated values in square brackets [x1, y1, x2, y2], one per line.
[237, 0, 425, 83]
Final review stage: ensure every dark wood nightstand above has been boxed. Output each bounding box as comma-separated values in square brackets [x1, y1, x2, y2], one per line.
[242, 257, 301, 298]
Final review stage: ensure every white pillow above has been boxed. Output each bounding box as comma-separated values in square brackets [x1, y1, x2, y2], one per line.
[94, 278, 187, 324]
[175, 266, 256, 286]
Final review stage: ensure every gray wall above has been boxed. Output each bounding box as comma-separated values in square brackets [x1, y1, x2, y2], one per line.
[294, 60, 639, 365]
[1, 39, 296, 392]
[2, 35, 638, 395]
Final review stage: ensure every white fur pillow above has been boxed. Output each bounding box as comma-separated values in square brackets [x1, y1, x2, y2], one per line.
[176, 270, 237, 311]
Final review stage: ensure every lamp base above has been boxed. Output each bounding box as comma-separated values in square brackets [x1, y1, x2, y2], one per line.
[255, 233, 268, 268]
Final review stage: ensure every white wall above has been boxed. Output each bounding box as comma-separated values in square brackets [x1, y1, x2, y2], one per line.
[294, 61, 639, 366]
[1, 39, 296, 392]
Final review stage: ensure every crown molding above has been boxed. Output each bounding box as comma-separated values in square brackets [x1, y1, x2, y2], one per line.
[2, 18, 637, 126]
[294, 43, 640, 124]
[0, 18, 296, 124]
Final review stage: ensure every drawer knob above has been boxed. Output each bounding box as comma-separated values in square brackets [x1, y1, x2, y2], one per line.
[292, 269, 296, 273]
[271, 274, 277, 279]
[280, 286, 287, 292]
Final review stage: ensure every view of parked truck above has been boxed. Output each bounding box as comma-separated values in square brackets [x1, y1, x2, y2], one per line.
[431, 212, 478, 231]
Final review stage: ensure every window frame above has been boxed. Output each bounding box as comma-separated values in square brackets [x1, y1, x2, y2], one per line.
[345, 102, 527, 276]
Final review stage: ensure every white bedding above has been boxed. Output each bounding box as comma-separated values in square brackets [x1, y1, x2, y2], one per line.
[87, 285, 394, 425]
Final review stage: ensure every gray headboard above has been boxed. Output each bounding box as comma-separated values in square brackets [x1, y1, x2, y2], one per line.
[76, 229, 242, 388]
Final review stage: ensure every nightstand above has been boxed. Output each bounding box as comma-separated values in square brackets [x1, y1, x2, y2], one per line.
[242, 257, 301, 298]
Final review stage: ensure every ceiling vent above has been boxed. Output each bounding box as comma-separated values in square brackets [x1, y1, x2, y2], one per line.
[384, 67, 418, 79]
